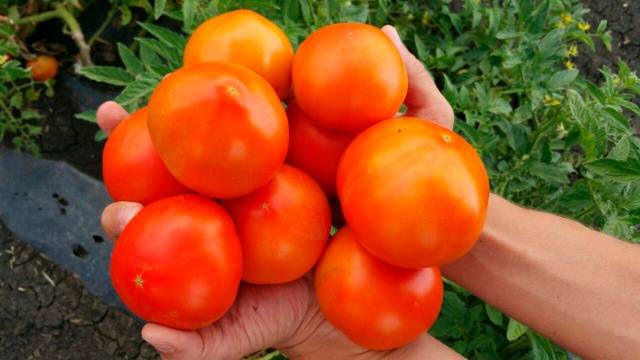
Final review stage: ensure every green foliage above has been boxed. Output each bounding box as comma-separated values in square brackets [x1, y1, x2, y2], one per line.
[79, 0, 640, 358]
[0, 23, 52, 154]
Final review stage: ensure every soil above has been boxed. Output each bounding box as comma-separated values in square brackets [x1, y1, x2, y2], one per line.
[1, 0, 638, 358]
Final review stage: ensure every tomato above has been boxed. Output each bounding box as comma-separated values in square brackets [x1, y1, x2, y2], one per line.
[147, 62, 288, 199]
[292, 23, 407, 132]
[337, 118, 489, 268]
[110, 195, 242, 330]
[224, 165, 331, 284]
[315, 227, 443, 350]
[183, 9, 293, 99]
[26, 55, 58, 81]
[286, 102, 355, 196]
[102, 107, 189, 204]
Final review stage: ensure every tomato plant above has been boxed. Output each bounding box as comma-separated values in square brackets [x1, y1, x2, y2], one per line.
[26, 55, 58, 81]
[224, 165, 331, 284]
[110, 195, 243, 330]
[337, 118, 489, 268]
[102, 107, 189, 204]
[315, 227, 443, 350]
[286, 102, 355, 196]
[183, 9, 293, 99]
[147, 61, 288, 199]
[292, 23, 407, 132]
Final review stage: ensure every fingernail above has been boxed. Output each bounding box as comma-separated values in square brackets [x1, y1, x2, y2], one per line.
[117, 203, 142, 229]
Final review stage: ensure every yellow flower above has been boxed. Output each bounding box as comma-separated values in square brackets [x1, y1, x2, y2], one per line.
[560, 12, 573, 26]
[543, 95, 561, 106]
[421, 12, 429, 26]
[613, 75, 621, 85]
[578, 22, 591, 32]
[564, 60, 575, 69]
[0, 54, 8, 65]
[565, 44, 578, 57]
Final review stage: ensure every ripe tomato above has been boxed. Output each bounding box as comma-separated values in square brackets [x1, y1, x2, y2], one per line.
[26, 55, 58, 81]
[147, 62, 288, 199]
[315, 227, 443, 350]
[102, 107, 189, 204]
[110, 195, 242, 330]
[224, 165, 331, 284]
[337, 118, 489, 268]
[183, 9, 293, 99]
[286, 102, 355, 196]
[292, 23, 407, 132]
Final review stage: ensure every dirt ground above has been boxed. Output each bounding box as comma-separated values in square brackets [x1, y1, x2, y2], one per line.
[1, 1, 638, 359]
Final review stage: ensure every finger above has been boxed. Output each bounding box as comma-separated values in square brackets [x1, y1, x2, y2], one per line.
[142, 324, 205, 360]
[381, 25, 454, 130]
[100, 201, 143, 240]
[96, 101, 129, 135]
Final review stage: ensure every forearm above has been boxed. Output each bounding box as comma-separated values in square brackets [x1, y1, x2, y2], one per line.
[443, 195, 640, 359]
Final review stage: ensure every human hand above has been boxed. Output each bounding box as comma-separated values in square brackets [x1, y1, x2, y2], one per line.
[97, 24, 458, 359]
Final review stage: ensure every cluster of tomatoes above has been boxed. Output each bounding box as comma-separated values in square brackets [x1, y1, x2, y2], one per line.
[104, 9, 489, 351]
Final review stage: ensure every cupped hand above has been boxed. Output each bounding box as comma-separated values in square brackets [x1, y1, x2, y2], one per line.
[98, 25, 457, 360]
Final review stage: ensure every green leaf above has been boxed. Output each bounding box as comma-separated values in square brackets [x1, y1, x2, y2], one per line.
[94, 130, 107, 142]
[538, 28, 564, 56]
[547, 69, 578, 90]
[414, 34, 428, 61]
[603, 106, 630, 129]
[118, 5, 133, 26]
[484, 303, 503, 326]
[139, 40, 164, 66]
[154, 0, 166, 19]
[529, 161, 573, 184]
[137, 22, 186, 50]
[78, 66, 135, 86]
[182, 0, 197, 32]
[75, 110, 97, 123]
[117, 43, 144, 75]
[609, 137, 630, 161]
[584, 159, 640, 182]
[495, 30, 521, 39]
[527, 0, 550, 33]
[115, 72, 162, 111]
[506, 318, 528, 341]
[329, 226, 338, 236]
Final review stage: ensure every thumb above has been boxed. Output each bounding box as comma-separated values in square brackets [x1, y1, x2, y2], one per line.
[381, 25, 454, 130]
[142, 324, 205, 360]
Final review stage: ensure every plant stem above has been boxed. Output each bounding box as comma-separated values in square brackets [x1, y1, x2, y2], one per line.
[55, 4, 93, 67]
[15, 9, 60, 25]
[88, 6, 117, 46]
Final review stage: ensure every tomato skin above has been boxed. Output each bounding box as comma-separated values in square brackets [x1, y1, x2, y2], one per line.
[224, 165, 331, 284]
[147, 62, 289, 199]
[286, 103, 355, 196]
[26, 55, 58, 81]
[292, 23, 407, 132]
[315, 227, 443, 350]
[183, 9, 293, 99]
[110, 195, 243, 330]
[102, 107, 189, 204]
[337, 118, 489, 268]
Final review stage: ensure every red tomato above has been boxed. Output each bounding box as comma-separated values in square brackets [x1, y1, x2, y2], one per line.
[224, 165, 331, 284]
[286, 102, 355, 196]
[26, 55, 58, 81]
[110, 195, 242, 330]
[337, 118, 489, 268]
[315, 227, 443, 350]
[292, 23, 407, 132]
[102, 107, 189, 204]
[147, 62, 289, 199]
[183, 9, 293, 99]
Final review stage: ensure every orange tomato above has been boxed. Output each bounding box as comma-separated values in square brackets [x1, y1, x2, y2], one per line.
[102, 107, 189, 204]
[26, 55, 58, 81]
[292, 23, 407, 132]
[147, 62, 289, 199]
[286, 102, 355, 196]
[183, 9, 294, 99]
[337, 118, 489, 268]
[224, 165, 331, 284]
[315, 227, 443, 350]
